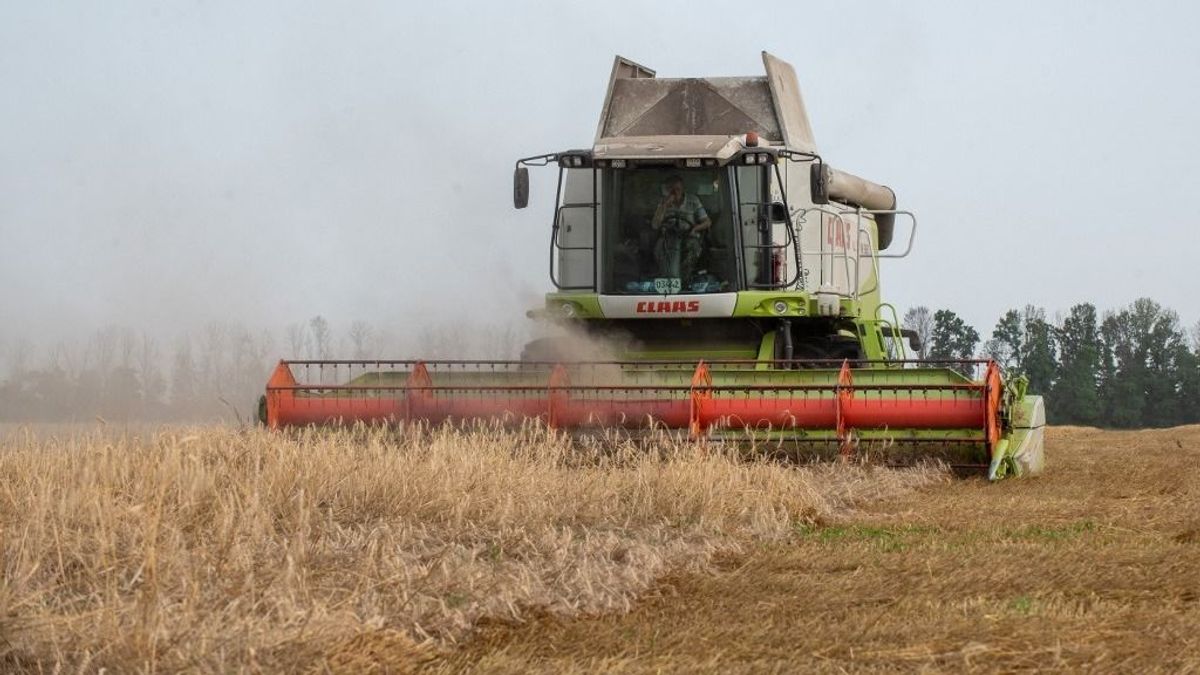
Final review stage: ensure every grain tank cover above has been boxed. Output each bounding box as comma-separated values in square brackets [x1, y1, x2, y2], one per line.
[595, 51, 817, 153]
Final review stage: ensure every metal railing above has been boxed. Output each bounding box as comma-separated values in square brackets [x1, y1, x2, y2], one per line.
[875, 302, 908, 361]
[796, 206, 863, 299]
[794, 207, 919, 301]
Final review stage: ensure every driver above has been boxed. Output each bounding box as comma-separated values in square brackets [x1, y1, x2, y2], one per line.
[650, 175, 711, 281]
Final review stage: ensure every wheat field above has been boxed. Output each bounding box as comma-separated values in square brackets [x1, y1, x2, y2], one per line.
[0, 424, 944, 673]
[451, 426, 1200, 673]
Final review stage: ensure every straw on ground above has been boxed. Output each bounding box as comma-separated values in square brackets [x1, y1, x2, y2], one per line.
[0, 424, 942, 673]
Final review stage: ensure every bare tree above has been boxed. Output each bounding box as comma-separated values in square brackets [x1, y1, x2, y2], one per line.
[169, 337, 198, 415]
[136, 334, 165, 417]
[4, 337, 33, 379]
[196, 322, 232, 417]
[88, 326, 119, 379]
[286, 322, 310, 358]
[47, 340, 83, 379]
[253, 329, 275, 378]
[902, 306, 934, 360]
[309, 316, 332, 360]
[416, 325, 457, 359]
[347, 320, 374, 360]
[256, 329, 274, 363]
[103, 328, 141, 420]
[228, 325, 255, 403]
[118, 328, 137, 371]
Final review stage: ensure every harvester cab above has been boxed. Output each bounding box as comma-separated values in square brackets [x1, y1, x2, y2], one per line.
[261, 52, 1046, 480]
[514, 52, 909, 365]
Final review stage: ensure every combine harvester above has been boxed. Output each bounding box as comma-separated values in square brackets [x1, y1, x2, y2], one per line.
[261, 53, 1044, 480]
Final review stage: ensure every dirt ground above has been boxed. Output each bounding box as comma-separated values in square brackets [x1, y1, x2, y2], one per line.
[442, 427, 1200, 673]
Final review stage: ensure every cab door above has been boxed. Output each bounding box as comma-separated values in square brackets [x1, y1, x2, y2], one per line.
[554, 168, 598, 290]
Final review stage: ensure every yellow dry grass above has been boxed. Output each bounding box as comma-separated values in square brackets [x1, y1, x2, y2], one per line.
[452, 426, 1200, 673]
[0, 424, 943, 673]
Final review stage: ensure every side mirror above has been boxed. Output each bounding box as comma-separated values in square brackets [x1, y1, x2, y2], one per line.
[513, 166, 530, 209]
[809, 164, 830, 205]
[769, 201, 789, 223]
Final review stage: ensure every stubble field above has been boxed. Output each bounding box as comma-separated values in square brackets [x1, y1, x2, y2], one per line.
[1, 424, 1197, 672]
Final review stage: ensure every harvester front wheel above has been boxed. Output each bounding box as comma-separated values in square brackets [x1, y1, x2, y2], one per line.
[777, 337, 864, 367]
[519, 337, 571, 363]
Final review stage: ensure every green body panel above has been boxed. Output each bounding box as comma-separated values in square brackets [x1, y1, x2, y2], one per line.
[543, 293, 604, 318]
[728, 291, 860, 319]
[542, 290, 899, 363]
[999, 394, 1047, 478]
[755, 332, 776, 369]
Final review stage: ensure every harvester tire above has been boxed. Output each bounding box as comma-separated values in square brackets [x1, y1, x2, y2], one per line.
[519, 338, 571, 363]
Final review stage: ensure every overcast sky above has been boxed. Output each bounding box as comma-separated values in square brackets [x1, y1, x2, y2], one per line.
[2, 1, 1198, 350]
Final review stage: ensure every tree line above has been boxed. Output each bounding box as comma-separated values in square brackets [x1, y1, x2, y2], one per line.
[0, 317, 525, 423]
[903, 299, 1200, 428]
